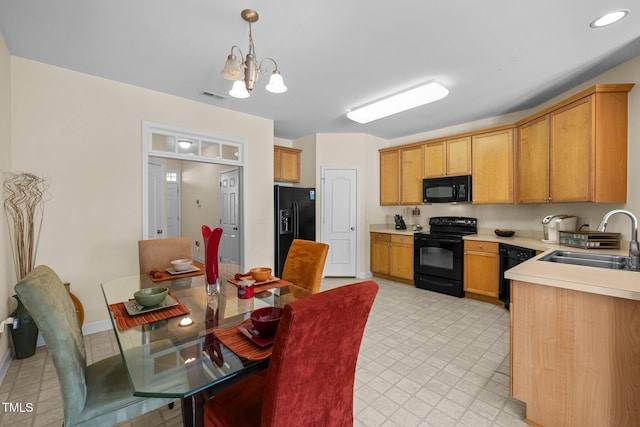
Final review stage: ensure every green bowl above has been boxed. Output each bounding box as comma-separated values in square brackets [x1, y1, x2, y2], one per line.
[134, 287, 168, 307]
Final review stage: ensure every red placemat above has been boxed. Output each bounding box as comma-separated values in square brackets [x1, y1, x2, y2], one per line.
[108, 291, 190, 331]
[227, 275, 293, 293]
[147, 261, 205, 282]
[213, 319, 273, 361]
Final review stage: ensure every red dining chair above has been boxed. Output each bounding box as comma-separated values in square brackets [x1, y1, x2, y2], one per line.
[203, 280, 378, 427]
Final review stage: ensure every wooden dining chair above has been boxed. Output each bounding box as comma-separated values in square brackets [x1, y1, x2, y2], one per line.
[280, 239, 329, 293]
[14, 265, 176, 426]
[203, 280, 378, 427]
[138, 236, 192, 273]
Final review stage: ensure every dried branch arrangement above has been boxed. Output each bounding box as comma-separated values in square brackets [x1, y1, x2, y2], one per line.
[3, 172, 49, 281]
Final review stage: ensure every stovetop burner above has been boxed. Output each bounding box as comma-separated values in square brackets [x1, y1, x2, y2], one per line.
[423, 216, 478, 236]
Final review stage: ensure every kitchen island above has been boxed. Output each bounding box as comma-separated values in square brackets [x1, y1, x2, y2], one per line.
[505, 251, 640, 427]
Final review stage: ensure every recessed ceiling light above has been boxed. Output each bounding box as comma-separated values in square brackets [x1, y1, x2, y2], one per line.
[347, 82, 449, 124]
[590, 9, 629, 28]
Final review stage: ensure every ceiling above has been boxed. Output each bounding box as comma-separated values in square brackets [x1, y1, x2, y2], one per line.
[1, 1, 639, 141]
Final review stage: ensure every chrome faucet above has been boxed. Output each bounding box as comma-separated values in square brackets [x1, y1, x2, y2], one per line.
[597, 209, 640, 270]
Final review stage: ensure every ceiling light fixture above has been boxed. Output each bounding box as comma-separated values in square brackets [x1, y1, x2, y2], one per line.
[347, 82, 449, 124]
[221, 9, 287, 99]
[590, 9, 629, 28]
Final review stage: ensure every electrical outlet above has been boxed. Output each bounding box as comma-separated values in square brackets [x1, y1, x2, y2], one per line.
[257, 216, 267, 224]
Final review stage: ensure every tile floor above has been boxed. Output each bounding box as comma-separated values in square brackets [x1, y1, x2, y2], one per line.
[0, 277, 527, 427]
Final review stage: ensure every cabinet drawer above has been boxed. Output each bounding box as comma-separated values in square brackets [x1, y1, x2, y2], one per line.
[391, 234, 413, 245]
[371, 232, 391, 242]
[464, 240, 498, 253]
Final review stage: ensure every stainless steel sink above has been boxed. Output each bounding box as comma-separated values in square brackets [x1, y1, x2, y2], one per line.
[538, 250, 631, 270]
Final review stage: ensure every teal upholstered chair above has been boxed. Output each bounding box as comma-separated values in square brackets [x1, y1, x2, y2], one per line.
[14, 265, 176, 426]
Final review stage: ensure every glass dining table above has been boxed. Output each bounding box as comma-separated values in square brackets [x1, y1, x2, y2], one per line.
[101, 270, 310, 427]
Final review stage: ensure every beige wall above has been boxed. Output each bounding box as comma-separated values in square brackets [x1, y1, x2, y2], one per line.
[8, 58, 275, 338]
[313, 133, 387, 277]
[181, 161, 230, 258]
[292, 134, 317, 188]
[0, 33, 12, 363]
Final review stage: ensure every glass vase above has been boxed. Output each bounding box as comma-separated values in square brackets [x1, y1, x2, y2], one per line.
[202, 225, 223, 295]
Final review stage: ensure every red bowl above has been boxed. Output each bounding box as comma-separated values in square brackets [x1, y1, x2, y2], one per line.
[250, 307, 283, 337]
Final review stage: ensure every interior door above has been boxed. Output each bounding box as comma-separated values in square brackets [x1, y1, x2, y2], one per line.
[148, 161, 164, 239]
[322, 168, 357, 276]
[219, 168, 241, 265]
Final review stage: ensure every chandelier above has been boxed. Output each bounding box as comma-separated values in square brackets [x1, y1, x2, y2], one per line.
[220, 9, 287, 99]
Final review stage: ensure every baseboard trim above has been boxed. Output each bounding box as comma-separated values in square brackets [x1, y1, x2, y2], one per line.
[0, 349, 12, 385]
[3, 319, 115, 384]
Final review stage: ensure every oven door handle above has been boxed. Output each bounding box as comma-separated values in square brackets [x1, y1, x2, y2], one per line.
[415, 237, 460, 244]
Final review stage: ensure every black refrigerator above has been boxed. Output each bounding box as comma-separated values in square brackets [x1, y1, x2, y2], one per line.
[274, 185, 316, 277]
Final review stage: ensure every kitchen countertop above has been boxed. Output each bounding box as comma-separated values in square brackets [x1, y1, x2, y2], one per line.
[370, 224, 639, 301]
[369, 224, 419, 236]
[505, 250, 640, 301]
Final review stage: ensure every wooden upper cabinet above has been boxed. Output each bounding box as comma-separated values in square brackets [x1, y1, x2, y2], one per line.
[380, 150, 400, 205]
[549, 97, 592, 202]
[379, 84, 632, 206]
[472, 129, 514, 204]
[517, 116, 550, 203]
[380, 146, 423, 205]
[424, 142, 446, 177]
[274, 145, 301, 182]
[423, 137, 471, 178]
[400, 146, 423, 205]
[516, 85, 631, 203]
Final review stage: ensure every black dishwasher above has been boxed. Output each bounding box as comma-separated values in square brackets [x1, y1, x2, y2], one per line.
[499, 243, 536, 309]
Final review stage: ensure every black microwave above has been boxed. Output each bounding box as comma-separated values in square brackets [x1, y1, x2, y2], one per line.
[423, 175, 472, 203]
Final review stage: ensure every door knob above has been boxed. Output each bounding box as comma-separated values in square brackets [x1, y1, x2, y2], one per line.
[351, 227, 356, 231]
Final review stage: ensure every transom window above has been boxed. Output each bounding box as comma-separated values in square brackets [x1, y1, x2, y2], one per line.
[143, 122, 244, 165]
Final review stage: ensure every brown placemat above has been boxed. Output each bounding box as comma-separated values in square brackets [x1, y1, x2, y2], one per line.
[108, 291, 190, 331]
[147, 261, 205, 282]
[213, 319, 273, 361]
[227, 276, 293, 294]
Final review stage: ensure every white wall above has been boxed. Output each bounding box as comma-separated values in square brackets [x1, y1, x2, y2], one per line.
[8, 57, 275, 335]
[0, 32, 13, 365]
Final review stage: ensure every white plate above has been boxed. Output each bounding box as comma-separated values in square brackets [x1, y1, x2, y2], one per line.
[165, 265, 200, 275]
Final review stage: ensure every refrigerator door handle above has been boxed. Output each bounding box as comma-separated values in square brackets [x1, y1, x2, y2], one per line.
[292, 201, 299, 238]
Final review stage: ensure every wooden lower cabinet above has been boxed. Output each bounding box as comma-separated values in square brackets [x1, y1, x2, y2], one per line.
[463, 240, 501, 305]
[510, 280, 640, 427]
[370, 232, 413, 284]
